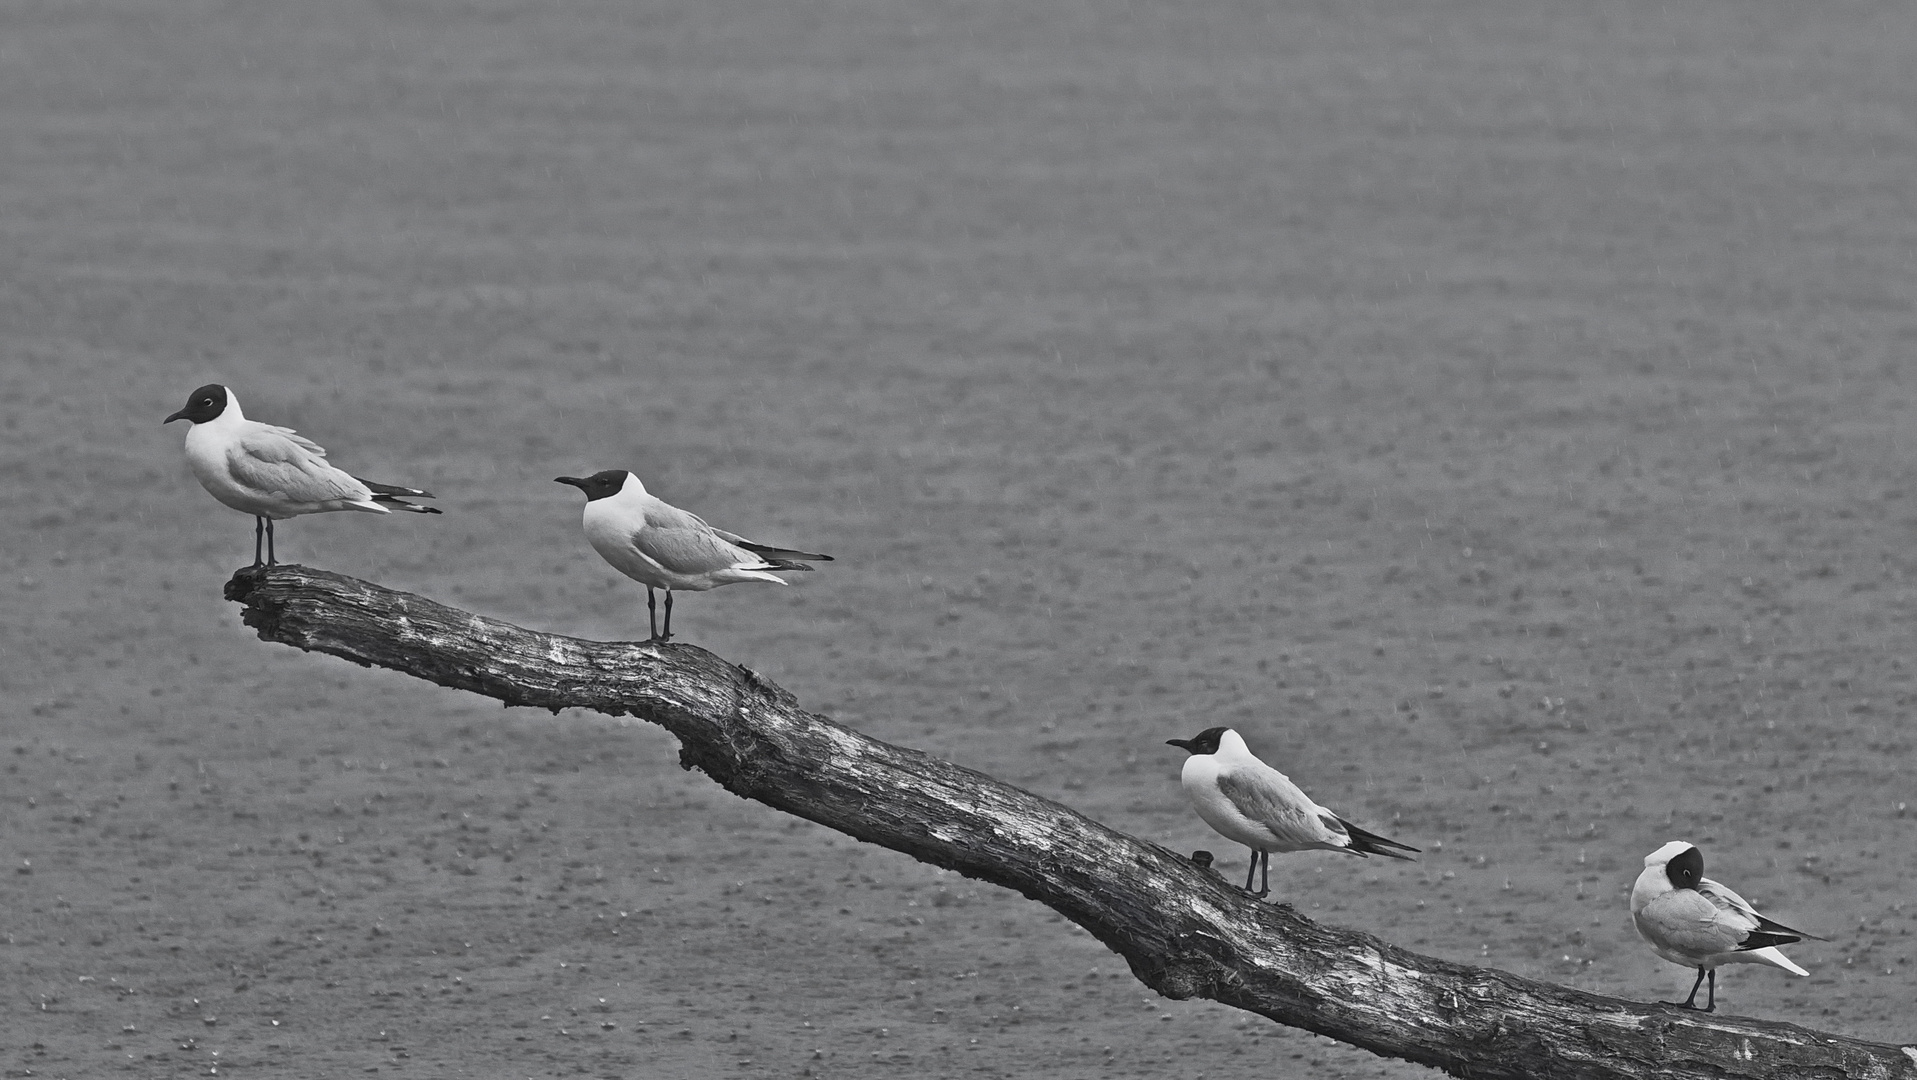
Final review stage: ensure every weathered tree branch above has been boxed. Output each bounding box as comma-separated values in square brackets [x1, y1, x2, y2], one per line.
[225, 565, 1915, 1080]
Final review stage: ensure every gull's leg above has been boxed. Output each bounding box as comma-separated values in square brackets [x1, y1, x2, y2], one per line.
[662, 590, 674, 641]
[1258, 851, 1271, 897]
[1242, 851, 1270, 898]
[266, 518, 277, 565]
[646, 587, 660, 641]
[1675, 967, 1707, 1009]
[1702, 969, 1716, 1013]
[253, 517, 266, 568]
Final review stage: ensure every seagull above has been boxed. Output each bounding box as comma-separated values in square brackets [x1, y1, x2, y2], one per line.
[554, 469, 832, 642]
[1630, 840, 1824, 1012]
[165, 383, 440, 566]
[1165, 726, 1417, 898]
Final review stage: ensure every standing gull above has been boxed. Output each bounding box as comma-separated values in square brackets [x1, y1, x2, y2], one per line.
[555, 469, 831, 642]
[165, 384, 440, 566]
[1630, 840, 1823, 1012]
[1166, 726, 1417, 898]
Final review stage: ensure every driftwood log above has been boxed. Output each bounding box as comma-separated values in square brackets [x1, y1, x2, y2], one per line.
[225, 565, 1916, 1080]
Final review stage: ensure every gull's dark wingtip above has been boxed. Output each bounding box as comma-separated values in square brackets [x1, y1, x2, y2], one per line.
[1754, 913, 1827, 942]
[1339, 818, 1420, 860]
[359, 477, 437, 499]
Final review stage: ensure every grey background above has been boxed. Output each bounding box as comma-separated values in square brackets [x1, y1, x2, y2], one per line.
[4, 1, 1914, 1076]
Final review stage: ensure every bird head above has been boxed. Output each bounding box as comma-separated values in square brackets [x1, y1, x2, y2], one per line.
[554, 470, 632, 502]
[1166, 727, 1230, 755]
[165, 384, 230, 425]
[1644, 840, 1704, 891]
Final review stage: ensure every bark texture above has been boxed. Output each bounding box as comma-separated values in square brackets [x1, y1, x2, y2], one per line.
[226, 565, 1917, 1080]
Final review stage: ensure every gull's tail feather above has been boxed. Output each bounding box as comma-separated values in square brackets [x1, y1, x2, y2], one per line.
[1339, 818, 1420, 861]
[371, 494, 442, 515]
[359, 477, 443, 515]
[1743, 945, 1810, 977]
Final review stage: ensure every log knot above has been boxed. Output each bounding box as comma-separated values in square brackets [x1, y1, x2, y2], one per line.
[1142, 930, 1249, 1002]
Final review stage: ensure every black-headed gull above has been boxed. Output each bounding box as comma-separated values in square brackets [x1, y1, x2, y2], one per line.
[554, 469, 831, 641]
[1630, 840, 1824, 1012]
[165, 384, 440, 566]
[1166, 726, 1417, 898]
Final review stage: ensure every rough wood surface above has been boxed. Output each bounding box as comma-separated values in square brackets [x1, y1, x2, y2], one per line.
[226, 565, 1917, 1080]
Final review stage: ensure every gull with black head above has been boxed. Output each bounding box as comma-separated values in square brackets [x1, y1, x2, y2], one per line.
[165, 383, 440, 566]
[555, 469, 831, 642]
[1166, 726, 1417, 898]
[1630, 840, 1824, 1012]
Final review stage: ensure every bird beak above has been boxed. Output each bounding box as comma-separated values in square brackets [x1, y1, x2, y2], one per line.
[163, 409, 189, 425]
[1165, 738, 1193, 751]
[554, 476, 586, 489]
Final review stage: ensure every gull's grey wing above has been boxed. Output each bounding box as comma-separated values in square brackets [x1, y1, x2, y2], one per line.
[269, 424, 330, 458]
[1639, 889, 1745, 957]
[636, 502, 763, 575]
[1698, 878, 1821, 942]
[1214, 768, 1339, 849]
[227, 425, 366, 503]
[1697, 878, 1760, 921]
